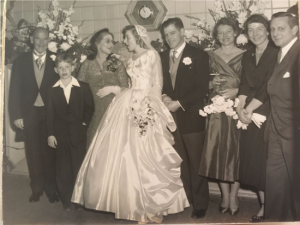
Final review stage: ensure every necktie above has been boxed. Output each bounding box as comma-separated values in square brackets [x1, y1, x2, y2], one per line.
[172, 50, 177, 63]
[34, 52, 45, 69]
[277, 49, 282, 64]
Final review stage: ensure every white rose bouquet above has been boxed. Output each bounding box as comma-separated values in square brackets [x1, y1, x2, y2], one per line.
[199, 95, 248, 130]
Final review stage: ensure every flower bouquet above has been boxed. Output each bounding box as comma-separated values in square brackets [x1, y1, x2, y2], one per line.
[36, 0, 91, 76]
[199, 95, 248, 130]
[130, 95, 156, 136]
[184, 16, 215, 51]
[186, 0, 270, 50]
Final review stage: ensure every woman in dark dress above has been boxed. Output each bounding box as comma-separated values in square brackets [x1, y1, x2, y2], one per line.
[77, 29, 129, 147]
[199, 18, 244, 216]
[237, 14, 278, 223]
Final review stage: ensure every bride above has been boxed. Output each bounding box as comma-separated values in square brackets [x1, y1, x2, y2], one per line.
[71, 25, 189, 223]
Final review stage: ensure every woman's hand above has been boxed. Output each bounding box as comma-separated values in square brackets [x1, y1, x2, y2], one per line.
[212, 76, 225, 87]
[97, 86, 121, 98]
[238, 108, 252, 124]
[218, 88, 239, 99]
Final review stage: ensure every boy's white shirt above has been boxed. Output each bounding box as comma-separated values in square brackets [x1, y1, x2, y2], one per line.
[53, 77, 80, 104]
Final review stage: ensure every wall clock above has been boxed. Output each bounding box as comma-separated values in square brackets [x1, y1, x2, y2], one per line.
[125, 0, 168, 31]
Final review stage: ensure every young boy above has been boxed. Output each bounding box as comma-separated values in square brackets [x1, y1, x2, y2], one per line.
[47, 53, 94, 211]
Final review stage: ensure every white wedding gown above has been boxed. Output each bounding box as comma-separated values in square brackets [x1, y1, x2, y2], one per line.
[72, 50, 189, 223]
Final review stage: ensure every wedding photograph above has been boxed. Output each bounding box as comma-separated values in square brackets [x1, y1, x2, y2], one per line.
[1, 0, 300, 224]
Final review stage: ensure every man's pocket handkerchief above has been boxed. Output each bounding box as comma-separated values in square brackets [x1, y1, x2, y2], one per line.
[283, 72, 290, 78]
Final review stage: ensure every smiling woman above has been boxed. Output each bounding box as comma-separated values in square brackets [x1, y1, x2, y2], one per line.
[76, 29, 129, 147]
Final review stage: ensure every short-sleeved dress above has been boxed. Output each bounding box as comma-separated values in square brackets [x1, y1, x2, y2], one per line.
[77, 58, 129, 146]
[72, 50, 189, 223]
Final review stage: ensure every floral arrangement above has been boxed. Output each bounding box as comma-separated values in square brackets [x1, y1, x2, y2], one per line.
[184, 16, 215, 51]
[199, 95, 248, 129]
[185, 0, 270, 50]
[106, 53, 121, 72]
[36, 0, 91, 75]
[130, 96, 156, 136]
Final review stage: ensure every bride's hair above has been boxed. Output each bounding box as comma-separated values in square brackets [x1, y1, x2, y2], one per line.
[88, 28, 114, 60]
[122, 25, 145, 48]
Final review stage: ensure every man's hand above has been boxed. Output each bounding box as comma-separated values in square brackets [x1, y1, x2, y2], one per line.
[162, 95, 172, 106]
[48, 136, 57, 149]
[219, 88, 239, 99]
[167, 101, 181, 112]
[14, 119, 24, 130]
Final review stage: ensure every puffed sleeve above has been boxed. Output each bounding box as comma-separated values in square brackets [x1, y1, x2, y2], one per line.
[77, 60, 89, 82]
[149, 50, 163, 101]
[116, 60, 129, 90]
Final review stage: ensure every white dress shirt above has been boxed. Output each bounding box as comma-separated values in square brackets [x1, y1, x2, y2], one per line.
[170, 41, 186, 59]
[33, 50, 46, 64]
[53, 77, 80, 104]
[279, 37, 298, 63]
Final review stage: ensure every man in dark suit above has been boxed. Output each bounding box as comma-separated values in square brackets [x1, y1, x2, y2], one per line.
[160, 17, 210, 219]
[47, 53, 94, 211]
[265, 12, 300, 221]
[10, 27, 59, 203]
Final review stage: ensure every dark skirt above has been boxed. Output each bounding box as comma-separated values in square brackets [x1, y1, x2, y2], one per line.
[239, 121, 267, 191]
[199, 112, 240, 182]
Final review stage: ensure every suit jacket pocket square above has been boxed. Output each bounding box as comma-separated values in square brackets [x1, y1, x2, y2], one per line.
[283, 72, 290, 78]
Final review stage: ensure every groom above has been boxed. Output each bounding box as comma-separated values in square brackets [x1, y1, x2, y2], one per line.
[160, 17, 210, 218]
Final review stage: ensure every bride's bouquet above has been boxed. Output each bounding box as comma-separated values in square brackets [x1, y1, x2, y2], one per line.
[199, 95, 248, 130]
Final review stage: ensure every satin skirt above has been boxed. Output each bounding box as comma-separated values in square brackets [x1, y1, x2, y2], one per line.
[199, 112, 240, 182]
[71, 89, 189, 223]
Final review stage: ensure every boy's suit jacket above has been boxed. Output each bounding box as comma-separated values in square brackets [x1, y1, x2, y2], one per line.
[160, 43, 210, 134]
[9, 51, 59, 123]
[46, 81, 94, 147]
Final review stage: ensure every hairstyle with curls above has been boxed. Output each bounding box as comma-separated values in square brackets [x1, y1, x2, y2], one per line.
[122, 25, 145, 48]
[244, 14, 270, 35]
[271, 11, 299, 29]
[212, 17, 240, 46]
[55, 52, 74, 67]
[88, 28, 114, 60]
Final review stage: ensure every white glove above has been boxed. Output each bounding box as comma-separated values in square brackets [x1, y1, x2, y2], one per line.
[251, 113, 266, 129]
[97, 86, 121, 98]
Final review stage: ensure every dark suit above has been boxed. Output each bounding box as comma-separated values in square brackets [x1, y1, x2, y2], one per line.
[160, 43, 210, 210]
[265, 39, 300, 221]
[46, 80, 94, 207]
[9, 51, 59, 197]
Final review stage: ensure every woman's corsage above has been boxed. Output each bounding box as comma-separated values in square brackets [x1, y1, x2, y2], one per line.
[106, 53, 121, 72]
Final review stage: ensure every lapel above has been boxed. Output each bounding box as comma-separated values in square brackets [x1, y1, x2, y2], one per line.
[174, 44, 191, 92]
[40, 51, 53, 91]
[69, 85, 81, 108]
[272, 40, 299, 79]
[53, 86, 68, 109]
[26, 52, 39, 90]
[161, 49, 173, 92]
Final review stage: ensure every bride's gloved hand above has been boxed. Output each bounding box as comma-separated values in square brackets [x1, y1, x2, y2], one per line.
[97, 86, 121, 98]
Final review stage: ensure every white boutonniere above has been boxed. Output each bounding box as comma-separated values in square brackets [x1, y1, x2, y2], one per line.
[182, 57, 192, 65]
